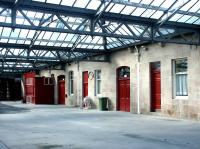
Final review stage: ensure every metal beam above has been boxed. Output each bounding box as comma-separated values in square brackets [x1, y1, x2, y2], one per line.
[0, 22, 199, 45]
[0, 55, 59, 61]
[0, 42, 108, 53]
[0, 67, 38, 71]
[0, 58, 57, 63]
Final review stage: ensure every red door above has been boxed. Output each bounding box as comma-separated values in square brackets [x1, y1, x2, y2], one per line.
[151, 62, 161, 111]
[25, 77, 35, 103]
[117, 67, 130, 112]
[83, 71, 88, 98]
[58, 80, 65, 104]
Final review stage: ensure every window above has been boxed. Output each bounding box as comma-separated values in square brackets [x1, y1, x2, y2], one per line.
[118, 67, 130, 78]
[173, 58, 188, 97]
[95, 70, 101, 95]
[69, 71, 74, 95]
[44, 77, 53, 85]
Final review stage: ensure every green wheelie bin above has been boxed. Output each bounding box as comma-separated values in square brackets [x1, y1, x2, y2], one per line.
[99, 97, 108, 111]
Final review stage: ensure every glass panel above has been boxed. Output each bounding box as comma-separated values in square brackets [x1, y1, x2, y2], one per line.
[178, 15, 192, 23]
[176, 74, 187, 96]
[27, 30, 36, 38]
[150, 11, 163, 19]
[96, 70, 101, 79]
[69, 71, 74, 94]
[95, 70, 101, 95]
[189, 1, 200, 12]
[43, 31, 53, 40]
[180, 0, 197, 11]
[10, 29, 20, 38]
[121, 6, 136, 15]
[151, 0, 165, 6]
[50, 32, 60, 40]
[2, 28, 11, 37]
[97, 80, 101, 94]
[141, 0, 153, 5]
[131, 8, 146, 16]
[61, 0, 76, 6]
[46, 0, 61, 4]
[110, 4, 125, 13]
[175, 59, 187, 73]
[86, 0, 102, 10]
[186, 16, 198, 24]
[118, 67, 130, 78]
[151, 62, 160, 71]
[74, 0, 90, 8]
[26, 11, 36, 18]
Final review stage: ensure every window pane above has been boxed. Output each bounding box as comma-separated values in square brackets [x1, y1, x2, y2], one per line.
[69, 71, 73, 95]
[175, 59, 187, 73]
[118, 67, 130, 78]
[97, 80, 101, 94]
[176, 74, 187, 96]
[95, 70, 101, 95]
[71, 80, 73, 94]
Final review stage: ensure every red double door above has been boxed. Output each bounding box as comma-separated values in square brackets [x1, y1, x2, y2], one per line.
[117, 67, 130, 112]
[150, 62, 161, 111]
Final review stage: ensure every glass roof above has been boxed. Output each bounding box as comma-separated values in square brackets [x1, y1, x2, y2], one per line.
[0, 0, 199, 74]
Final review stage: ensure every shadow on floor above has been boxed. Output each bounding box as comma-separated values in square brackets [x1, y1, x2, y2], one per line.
[0, 102, 30, 114]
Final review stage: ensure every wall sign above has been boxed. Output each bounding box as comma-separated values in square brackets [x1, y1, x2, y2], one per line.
[88, 71, 94, 80]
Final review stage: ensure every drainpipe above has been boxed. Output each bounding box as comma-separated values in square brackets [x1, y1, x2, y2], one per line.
[21, 77, 25, 103]
[135, 46, 141, 114]
[76, 61, 81, 107]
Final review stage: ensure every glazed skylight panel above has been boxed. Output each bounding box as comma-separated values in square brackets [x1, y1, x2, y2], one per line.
[86, 0, 101, 10]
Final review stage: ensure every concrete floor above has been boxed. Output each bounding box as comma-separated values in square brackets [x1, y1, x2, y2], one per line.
[0, 102, 200, 149]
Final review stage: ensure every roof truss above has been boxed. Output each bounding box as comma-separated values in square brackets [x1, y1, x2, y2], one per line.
[0, 0, 199, 76]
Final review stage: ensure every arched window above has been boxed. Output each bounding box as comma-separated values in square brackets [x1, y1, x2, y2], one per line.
[117, 66, 130, 78]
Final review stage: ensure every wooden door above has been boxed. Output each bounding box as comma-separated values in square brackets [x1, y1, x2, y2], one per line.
[25, 77, 35, 103]
[151, 62, 161, 111]
[83, 71, 88, 98]
[58, 80, 65, 104]
[117, 67, 130, 112]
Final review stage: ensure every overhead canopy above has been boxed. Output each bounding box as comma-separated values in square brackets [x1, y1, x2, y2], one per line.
[0, 0, 199, 76]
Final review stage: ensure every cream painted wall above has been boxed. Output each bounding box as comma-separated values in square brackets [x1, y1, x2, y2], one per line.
[40, 43, 200, 120]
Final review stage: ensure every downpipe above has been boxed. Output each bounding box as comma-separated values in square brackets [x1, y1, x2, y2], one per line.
[135, 46, 141, 114]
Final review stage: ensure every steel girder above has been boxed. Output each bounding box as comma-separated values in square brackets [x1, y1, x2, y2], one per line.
[0, 43, 108, 53]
